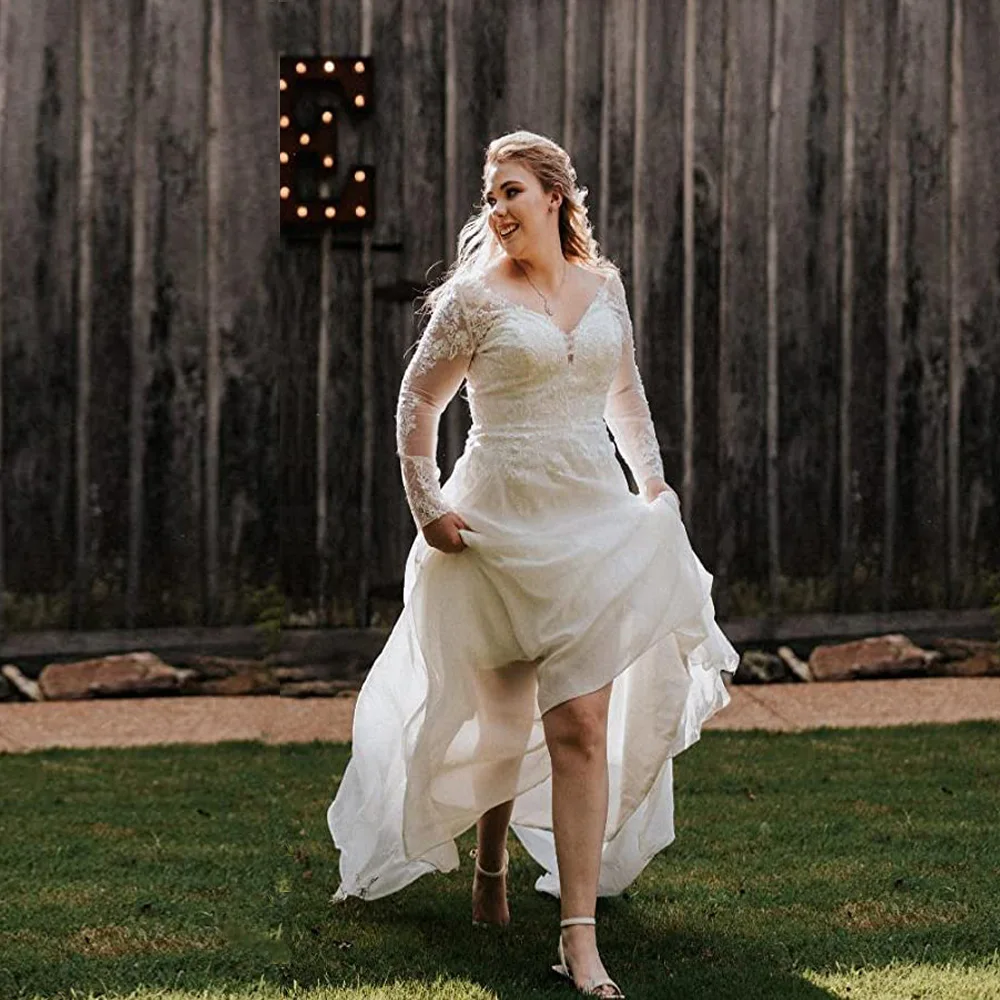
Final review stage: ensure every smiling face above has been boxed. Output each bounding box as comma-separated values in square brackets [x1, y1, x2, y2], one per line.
[483, 160, 562, 258]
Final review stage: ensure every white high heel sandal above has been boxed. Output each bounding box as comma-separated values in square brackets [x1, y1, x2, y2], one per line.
[469, 848, 509, 928]
[552, 916, 625, 999]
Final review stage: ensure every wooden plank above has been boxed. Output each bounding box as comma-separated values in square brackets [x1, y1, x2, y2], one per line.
[772, 0, 842, 599]
[0, 0, 79, 620]
[681, 0, 696, 514]
[888, 0, 950, 607]
[958, 0, 1000, 594]
[562, 0, 603, 225]
[691, 0, 724, 566]
[502, 0, 564, 141]
[946, 0, 962, 604]
[0, 0, 9, 627]
[717, 0, 770, 606]
[600, 0, 637, 292]
[211, 0, 283, 624]
[838, 0, 857, 604]
[850, 0, 889, 612]
[634, 0, 685, 491]
[204, 0, 223, 623]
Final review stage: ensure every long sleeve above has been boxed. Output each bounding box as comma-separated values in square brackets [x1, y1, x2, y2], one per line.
[603, 273, 666, 491]
[396, 283, 477, 529]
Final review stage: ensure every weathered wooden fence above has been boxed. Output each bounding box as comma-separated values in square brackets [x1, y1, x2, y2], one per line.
[1, 0, 998, 630]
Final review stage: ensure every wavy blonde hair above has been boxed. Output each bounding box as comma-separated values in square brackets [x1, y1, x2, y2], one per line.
[422, 130, 616, 316]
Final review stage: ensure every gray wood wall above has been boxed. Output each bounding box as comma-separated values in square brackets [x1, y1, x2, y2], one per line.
[1, 0, 998, 629]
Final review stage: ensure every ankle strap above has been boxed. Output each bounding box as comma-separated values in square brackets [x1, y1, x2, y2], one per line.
[469, 847, 508, 878]
[560, 916, 596, 928]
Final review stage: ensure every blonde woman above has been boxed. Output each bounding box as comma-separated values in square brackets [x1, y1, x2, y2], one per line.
[328, 131, 738, 998]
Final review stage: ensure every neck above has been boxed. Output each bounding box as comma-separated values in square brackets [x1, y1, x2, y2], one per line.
[512, 238, 567, 293]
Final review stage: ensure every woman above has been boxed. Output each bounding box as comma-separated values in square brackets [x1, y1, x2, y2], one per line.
[328, 131, 738, 998]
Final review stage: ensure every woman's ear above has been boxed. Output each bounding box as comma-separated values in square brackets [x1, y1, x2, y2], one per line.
[549, 189, 563, 214]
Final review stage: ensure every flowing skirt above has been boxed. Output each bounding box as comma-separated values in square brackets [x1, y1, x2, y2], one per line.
[328, 427, 739, 901]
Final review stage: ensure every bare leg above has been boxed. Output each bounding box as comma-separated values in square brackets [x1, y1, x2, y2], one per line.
[543, 682, 616, 994]
[471, 659, 538, 925]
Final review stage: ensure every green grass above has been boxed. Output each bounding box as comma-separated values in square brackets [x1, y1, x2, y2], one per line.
[1, 724, 998, 999]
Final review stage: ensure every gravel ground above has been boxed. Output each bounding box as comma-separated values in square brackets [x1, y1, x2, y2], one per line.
[2, 677, 999, 753]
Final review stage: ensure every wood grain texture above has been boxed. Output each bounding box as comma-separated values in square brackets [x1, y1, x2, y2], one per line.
[634, 0, 685, 492]
[773, 0, 842, 590]
[890, 0, 950, 608]
[1, 0, 79, 610]
[717, 0, 770, 600]
[0, 0, 9, 622]
[958, 0, 1000, 591]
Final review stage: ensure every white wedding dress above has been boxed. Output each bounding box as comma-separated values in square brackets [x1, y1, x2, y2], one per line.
[328, 267, 738, 902]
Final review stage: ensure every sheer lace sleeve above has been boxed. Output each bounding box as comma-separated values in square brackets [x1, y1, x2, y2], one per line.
[396, 282, 478, 529]
[603, 272, 666, 491]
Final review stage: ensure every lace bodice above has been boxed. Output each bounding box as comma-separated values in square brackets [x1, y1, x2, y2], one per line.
[396, 269, 667, 528]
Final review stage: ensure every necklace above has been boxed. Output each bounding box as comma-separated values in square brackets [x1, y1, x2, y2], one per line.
[514, 259, 568, 317]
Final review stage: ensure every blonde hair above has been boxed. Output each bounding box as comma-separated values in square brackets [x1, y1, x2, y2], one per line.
[422, 130, 616, 315]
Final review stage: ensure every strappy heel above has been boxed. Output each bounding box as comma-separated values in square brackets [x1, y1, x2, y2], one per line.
[551, 916, 625, 999]
[469, 847, 509, 928]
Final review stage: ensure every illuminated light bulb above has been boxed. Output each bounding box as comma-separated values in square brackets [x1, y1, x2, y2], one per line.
[280, 152, 289, 164]
[355, 205, 367, 218]
[354, 61, 365, 73]
[279, 115, 290, 128]
[296, 62, 307, 74]
[324, 60, 335, 73]
[300, 133, 311, 145]
[322, 111, 333, 124]
[354, 94, 365, 108]
[323, 156, 334, 168]
[297, 206, 309, 218]
[279, 78, 288, 91]
[325, 207, 336, 219]
[354, 170, 366, 182]
[280, 186, 290, 199]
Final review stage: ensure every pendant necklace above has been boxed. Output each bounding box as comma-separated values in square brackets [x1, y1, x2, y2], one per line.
[515, 259, 567, 317]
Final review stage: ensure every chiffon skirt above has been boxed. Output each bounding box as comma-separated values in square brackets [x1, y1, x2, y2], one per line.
[328, 428, 739, 901]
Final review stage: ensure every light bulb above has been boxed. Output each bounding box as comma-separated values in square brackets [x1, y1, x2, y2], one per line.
[296, 62, 307, 74]
[354, 61, 365, 73]
[280, 186, 290, 199]
[297, 206, 308, 218]
[355, 206, 367, 218]
[354, 170, 366, 182]
[279, 79, 287, 91]
[354, 95, 365, 108]
[280, 115, 290, 128]
[322, 111, 333, 124]
[323, 156, 334, 168]
[324, 60, 335, 73]
[280, 152, 289, 164]
[325, 207, 336, 219]
[300, 133, 310, 145]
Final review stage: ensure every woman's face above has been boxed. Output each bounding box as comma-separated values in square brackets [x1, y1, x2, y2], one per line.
[483, 160, 561, 256]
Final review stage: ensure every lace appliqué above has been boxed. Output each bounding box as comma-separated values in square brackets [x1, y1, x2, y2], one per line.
[603, 274, 666, 487]
[400, 455, 451, 528]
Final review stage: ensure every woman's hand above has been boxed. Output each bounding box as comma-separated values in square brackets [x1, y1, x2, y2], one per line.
[644, 477, 679, 508]
[422, 511, 471, 553]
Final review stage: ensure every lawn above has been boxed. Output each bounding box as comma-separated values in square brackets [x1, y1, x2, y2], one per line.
[1, 723, 998, 1000]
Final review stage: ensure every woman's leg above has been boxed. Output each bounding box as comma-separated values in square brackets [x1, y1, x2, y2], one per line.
[542, 682, 615, 990]
[471, 659, 538, 924]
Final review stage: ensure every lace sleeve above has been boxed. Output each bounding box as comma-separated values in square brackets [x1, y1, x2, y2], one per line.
[603, 272, 666, 490]
[396, 282, 478, 529]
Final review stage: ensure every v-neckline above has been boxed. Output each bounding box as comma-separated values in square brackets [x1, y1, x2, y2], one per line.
[475, 271, 609, 363]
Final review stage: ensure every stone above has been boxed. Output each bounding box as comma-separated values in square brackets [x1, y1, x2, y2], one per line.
[279, 679, 361, 698]
[37, 653, 189, 700]
[192, 670, 279, 696]
[808, 634, 939, 682]
[733, 650, 787, 684]
[2, 664, 42, 701]
[171, 655, 269, 680]
[777, 646, 813, 682]
[926, 638, 1000, 677]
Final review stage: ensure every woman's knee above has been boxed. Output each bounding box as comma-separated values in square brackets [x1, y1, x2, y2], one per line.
[544, 688, 610, 763]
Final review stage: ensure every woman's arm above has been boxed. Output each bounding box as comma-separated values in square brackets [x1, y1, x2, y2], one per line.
[396, 283, 477, 528]
[603, 273, 674, 502]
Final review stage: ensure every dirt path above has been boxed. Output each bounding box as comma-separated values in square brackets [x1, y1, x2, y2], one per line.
[2, 677, 999, 754]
